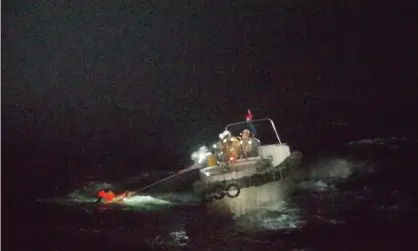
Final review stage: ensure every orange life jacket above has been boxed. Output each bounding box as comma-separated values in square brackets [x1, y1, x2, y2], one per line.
[98, 190, 116, 202]
[221, 137, 240, 163]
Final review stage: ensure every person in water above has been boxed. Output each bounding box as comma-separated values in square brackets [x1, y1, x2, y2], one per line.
[97, 188, 116, 203]
[96, 188, 136, 204]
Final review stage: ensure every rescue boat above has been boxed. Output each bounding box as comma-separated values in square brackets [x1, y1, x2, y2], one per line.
[192, 115, 302, 217]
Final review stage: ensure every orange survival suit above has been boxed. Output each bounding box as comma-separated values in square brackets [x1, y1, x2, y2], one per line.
[97, 189, 116, 203]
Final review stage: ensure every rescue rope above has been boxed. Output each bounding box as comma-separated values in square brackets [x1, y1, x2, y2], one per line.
[132, 164, 201, 195]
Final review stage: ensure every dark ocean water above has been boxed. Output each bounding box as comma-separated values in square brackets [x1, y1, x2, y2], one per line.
[3, 0, 417, 249]
[4, 125, 418, 251]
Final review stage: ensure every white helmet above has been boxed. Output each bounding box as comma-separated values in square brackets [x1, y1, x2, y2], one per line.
[219, 130, 231, 140]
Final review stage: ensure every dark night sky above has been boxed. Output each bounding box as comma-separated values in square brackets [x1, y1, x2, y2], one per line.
[2, 0, 417, 174]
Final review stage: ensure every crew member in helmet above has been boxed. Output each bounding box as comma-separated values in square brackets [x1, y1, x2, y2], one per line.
[239, 129, 260, 159]
[219, 130, 240, 163]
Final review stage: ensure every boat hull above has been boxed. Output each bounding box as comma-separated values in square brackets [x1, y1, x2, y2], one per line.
[206, 177, 296, 217]
[195, 151, 302, 217]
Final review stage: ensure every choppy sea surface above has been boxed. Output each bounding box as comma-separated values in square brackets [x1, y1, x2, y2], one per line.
[5, 136, 418, 251]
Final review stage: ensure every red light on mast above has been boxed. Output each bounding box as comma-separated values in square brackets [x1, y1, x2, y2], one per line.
[245, 109, 253, 121]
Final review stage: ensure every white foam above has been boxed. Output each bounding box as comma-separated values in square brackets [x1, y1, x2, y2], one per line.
[235, 201, 304, 232]
[168, 230, 189, 246]
[122, 195, 171, 206]
[309, 158, 372, 181]
[158, 192, 201, 205]
[299, 180, 331, 191]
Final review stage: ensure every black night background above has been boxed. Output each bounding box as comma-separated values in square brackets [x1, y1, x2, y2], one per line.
[2, 0, 418, 250]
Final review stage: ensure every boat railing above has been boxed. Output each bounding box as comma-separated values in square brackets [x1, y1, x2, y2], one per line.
[225, 118, 282, 144]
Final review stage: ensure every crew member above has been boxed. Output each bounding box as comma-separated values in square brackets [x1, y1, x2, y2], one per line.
[219, 131, 240, 163]
[239, 129, 260, 159]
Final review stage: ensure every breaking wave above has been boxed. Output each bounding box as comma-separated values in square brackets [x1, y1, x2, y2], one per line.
[308, 158, 372, 180]
[42, 169, 202, 210]
[235, 201, 304, 232]
[230, 137, 417, 234]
